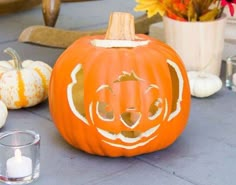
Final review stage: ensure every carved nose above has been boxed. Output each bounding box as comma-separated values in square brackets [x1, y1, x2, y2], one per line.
[120, 110, 141, 129]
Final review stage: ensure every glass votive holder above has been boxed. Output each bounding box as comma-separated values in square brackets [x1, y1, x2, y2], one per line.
[0, 130, 40, 184]
[226, 55, 236, 91]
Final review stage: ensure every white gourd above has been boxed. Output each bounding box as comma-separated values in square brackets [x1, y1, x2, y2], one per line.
[187, 71, 222, 98]
[0, 48, 52, 109]
[0, 100, 8, 128]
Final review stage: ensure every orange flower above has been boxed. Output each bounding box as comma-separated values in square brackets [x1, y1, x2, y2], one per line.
[166, 9, 187, 21]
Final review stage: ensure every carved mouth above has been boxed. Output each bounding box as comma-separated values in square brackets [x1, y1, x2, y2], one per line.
[97, 124, 160, 144]
[102, 136, 158, 149]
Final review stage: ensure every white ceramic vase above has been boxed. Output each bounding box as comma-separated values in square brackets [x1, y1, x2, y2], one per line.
[163, 14, 227, 76]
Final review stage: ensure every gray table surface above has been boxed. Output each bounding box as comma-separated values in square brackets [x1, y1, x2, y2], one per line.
[1, 1, 236, 185]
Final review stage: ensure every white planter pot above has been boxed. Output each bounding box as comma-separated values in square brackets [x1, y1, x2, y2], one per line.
[163, 14, 227, 76]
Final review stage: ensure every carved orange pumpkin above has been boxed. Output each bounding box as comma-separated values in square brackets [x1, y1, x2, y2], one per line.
[48, 12, 191, 157]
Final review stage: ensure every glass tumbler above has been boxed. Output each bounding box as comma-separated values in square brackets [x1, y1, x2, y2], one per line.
[226, 56, 236, 91]
[0, 130, 40, 184]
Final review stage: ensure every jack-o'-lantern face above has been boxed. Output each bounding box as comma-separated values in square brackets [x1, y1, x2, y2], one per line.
[88, 72, 166, 148]
[67, 58, 184, 149]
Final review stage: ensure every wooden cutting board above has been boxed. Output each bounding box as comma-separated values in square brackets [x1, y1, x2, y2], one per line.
[19, 14, 161, 48]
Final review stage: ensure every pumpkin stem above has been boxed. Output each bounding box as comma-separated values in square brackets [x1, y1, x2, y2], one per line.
[105, 12, 136, 40]
[4, 48, 23, 70]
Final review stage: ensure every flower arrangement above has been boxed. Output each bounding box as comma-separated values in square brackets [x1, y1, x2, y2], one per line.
[134, 0, 236, 21]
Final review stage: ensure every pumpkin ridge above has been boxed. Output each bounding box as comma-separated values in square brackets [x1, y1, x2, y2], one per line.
[34, 67, 48, 99]
[15, 71, 28, 107]
[134, 45, 172, 123]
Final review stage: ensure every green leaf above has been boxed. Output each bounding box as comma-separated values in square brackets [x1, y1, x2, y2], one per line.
[199, 8, 219, 21]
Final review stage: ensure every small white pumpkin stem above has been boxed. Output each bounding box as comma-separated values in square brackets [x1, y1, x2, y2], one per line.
[4, 48, 23, 70]
[105, 12, 136, 40]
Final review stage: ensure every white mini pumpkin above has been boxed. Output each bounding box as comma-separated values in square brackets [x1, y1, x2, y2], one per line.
[0, 100, 8, 128]
[0, 48, 52, 109]
[187, 71, 222, 98]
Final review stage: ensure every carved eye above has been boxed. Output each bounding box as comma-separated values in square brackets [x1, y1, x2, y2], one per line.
[148, 98, 163, 120]
[144, 85, 163, 121]
[96, 102, 114, 121]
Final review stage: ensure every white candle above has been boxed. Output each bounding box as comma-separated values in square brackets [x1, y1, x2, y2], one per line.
[233, 73, 236, 86]
[6, 149, 32, 178]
